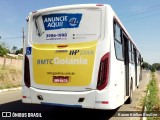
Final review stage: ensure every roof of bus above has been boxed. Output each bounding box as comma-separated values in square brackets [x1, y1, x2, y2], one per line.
[30, 4, 109, 15]
[29, 4, 141, 54]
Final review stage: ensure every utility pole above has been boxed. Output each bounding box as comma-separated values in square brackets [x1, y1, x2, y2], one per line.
[22, 27, 24, 48]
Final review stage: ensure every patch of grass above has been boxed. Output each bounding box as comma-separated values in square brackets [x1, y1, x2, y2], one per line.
[143, 72, 160, 120]
[146, 73, 158, 111]
[0, 65, 22, 89]
[0, 84, 21, 89]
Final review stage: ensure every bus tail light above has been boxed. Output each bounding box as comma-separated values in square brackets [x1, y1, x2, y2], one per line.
[24, 55, 30, 87]
[97, 52, 110, 90]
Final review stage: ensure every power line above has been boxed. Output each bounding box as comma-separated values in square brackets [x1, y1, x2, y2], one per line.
[121, 6, 160, 19]
[120, 4, 160, 17]
[117, 4, 160, 23]
[0, 37, 23, 40]
[124, 11, 160, 23]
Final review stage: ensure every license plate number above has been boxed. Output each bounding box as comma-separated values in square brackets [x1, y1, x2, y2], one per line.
[53, 76, 69, 83]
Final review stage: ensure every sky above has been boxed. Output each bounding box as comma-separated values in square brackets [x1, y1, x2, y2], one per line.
[0, 0, 160, 64]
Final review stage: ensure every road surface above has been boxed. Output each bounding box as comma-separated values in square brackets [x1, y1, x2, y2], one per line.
[0, 71, 150, 120]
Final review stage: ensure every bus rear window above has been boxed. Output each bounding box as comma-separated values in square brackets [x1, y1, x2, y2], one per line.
[31, 8, 102, 44]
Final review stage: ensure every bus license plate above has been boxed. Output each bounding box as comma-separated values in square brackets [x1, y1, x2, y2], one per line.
[53, 76, 69, 83]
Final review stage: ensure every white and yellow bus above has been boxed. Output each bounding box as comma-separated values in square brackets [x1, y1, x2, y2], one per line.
[22, 4, 142, 109]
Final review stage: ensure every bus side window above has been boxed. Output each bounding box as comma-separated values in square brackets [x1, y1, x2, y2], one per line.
[131, 43, 134, 63]
[137, 53, 140, 65]
[114, 22, 123, 61]
[139, 54, 141, 65]
[128, 41, 132, 63]
[137, 50, 139, 65]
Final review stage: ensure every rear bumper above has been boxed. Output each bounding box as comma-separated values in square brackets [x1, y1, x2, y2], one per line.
[22, 86, 96, 109]
[22, 86, 119, 110]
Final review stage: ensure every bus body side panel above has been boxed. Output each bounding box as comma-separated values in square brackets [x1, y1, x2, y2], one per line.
[129, 63, 136, 91]
[137, 52, 141, 85]
[95, 7, 125, 109]
[22, 86, 31, 103]
[22, 17, 32, 103]
[137, 65, 141, 83]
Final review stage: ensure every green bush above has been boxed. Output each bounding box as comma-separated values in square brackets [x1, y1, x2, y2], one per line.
[0, 43, 9, 57]
[145, 73, 158, 111]
[143, 72, 160, 120]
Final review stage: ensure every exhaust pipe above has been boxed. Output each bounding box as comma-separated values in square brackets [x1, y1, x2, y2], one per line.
[37, 95, 43, 100]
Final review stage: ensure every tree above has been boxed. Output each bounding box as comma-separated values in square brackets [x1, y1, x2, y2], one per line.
[15, 48, 23, 55]
[11, 46, 17, 54]
[152, 63, 160, 70]
[0, 42, 9, 57]
[142, 62, 150, 69]
[19, 48, 23, 53]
